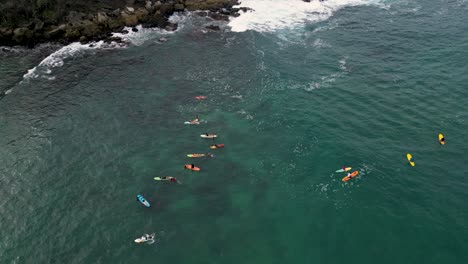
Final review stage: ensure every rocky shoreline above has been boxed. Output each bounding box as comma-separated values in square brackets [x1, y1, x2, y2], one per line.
[0, 0, 245, 47]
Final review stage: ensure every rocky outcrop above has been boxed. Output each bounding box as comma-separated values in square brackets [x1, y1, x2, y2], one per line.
[0, 0, 241, 47]
[205, 25, 221, 31]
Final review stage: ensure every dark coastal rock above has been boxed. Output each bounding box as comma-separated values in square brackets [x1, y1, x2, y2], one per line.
[0, 0, 240, 47]
[196, 11, 209, 17]
[239, 7, 253, 12]
[205, 25, 221, 31]
[64, 26, 81, 41]
[132, 27, 139, 32]
[33, 20, 45, 32]
[79, 36, 88, 44]
[143, 12, 168, 28]
[81, 20, 100, 38]
[105, 36, 123, 44]
[0, 28, 13, 39]
[44, 24, 67, 39]
[145, 1, 154, 11]
[208, 12, 230, 21]
[95, 12, 110, 26]
[165, 23, 178, 31]
[174, 4, 185, 11]
[121, 12, 139, 27]
[66, 11, 88, 25]
[185, 0, 237, 11]
[12, 27, 33, 44]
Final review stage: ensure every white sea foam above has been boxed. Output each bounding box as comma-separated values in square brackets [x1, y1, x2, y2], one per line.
[306, 57, 348, 91]
[313, 38, 331, 48]
[229, 0, 382, 32]
[21, 41, 117, 81]
[21, 21, 181, 82]
[112, 24, 176, 46]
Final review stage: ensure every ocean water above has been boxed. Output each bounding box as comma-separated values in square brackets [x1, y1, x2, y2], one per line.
[1, 0, 468, 263]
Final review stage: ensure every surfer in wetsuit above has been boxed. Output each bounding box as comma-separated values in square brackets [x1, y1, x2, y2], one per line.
[190, 115, 199, 123]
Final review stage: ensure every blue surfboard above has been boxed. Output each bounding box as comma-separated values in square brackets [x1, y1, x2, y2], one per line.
[137, 194, 150, 207]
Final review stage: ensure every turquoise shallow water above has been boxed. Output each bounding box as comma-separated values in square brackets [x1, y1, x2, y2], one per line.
[1, 1, 468, 263]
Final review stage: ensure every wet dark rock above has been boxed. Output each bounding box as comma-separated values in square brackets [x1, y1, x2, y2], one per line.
[145, 1, 154, 10]
[239, 7, 253, 12]
[79, 36, 88, 44]
[121, 13, 139, 27]
[205, 25, 220, 31]
[44, 24, 67, 39]
[105, 36, 123, 43]
[80, 20, 100, 38]
[131, 27, 139, 32]
[12, 27, 33, 44]
[208, 12, 230, 21]
[196, 11, 208, 17]
[165, 23, 178, 31]
[0, 0, 240, 47]
[174, 4, 185, 11]
[95, 12, 109, 26]
[66, 11, 87, 24]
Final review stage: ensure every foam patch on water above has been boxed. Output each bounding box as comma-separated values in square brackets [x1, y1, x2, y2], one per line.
[313, 38, 331, 48]
[21, 21, 183, 83]
[112, 25, 176, 46]
[306, 57, 348, 91]
[229, 0, 383, 32]
[21, 41, 124, 82]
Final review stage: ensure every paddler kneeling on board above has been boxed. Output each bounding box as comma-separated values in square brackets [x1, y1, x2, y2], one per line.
[204, 132, 216, 139]
[161, 176, 178, 183]
[185, 164, 195, 169]
[206, 153, 215, 158]
[190, 115, 200, 124]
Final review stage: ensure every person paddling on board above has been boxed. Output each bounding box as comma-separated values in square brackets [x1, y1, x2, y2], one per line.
[185, 164, 196, 169]
[440, 137, 445, 143]
[206, 153, 214, 158]
[161, 176, 178, 183]
[342, 166, 346, 171]
[192, 115, 199, 123]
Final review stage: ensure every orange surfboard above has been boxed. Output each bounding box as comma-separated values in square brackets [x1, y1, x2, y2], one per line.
[210, 144, 225, 149]
[342, 171, 359, 182]
[184, 164, 200, 171]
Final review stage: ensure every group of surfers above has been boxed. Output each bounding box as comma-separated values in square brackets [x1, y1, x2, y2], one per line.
[159, 113, 225, 184]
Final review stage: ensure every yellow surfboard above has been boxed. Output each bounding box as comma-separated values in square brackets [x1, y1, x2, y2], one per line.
[438, 133, 445, 145]
[406, 153, 415, 167]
